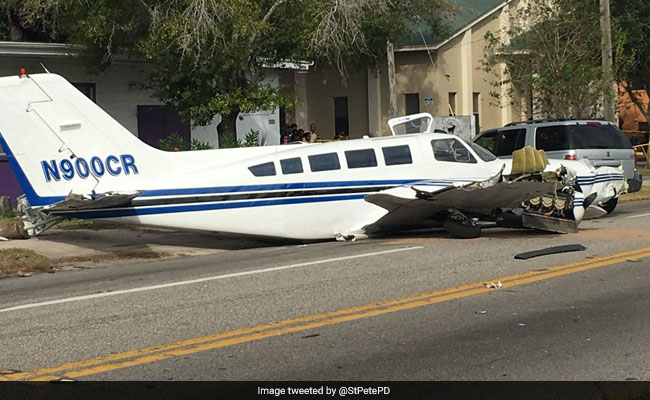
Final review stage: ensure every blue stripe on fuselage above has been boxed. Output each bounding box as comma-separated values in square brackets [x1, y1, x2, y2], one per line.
[51, 194, 369, 219]
[0, 132, 64, 206]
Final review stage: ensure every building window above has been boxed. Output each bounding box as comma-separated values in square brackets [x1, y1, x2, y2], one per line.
[334, 97, 349, 136]
[345, 149, 378, 169]
[473, 92, 480, 134]
[72, 82, 97, 102]
[405, 93, 420, 115]
[448, 92, 456, 116]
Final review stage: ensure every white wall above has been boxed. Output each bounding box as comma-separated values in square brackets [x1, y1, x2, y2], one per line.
[0, 57, 159, 136]
[179, 71, 282, 148]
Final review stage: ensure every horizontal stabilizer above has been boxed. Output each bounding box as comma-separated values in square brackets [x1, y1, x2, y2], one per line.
[45, 191, 143, 212]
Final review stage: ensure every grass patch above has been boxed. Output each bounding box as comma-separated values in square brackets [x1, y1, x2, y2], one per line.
[0, 248, 56, 276]
[0, 209, 18, 230]
[637, 167, 650, 177]
[0, 216, 19, 230]
[620, 186, 650, 202]
[2, 209, 16, 219]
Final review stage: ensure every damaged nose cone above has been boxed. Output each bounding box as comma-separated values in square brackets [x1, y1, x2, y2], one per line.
[582, 192, 598, 209]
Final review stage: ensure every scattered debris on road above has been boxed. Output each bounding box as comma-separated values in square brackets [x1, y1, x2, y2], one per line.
[485, 281, 503, 289]
[514, 244, 586, 260]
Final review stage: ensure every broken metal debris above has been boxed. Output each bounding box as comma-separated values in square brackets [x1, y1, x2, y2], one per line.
[627, 259, 642, 263]
[514, 244, 586, 260]
[475, 310, 488, 314]
[301, 334, 320, 339]
[485, 281, 503, 289]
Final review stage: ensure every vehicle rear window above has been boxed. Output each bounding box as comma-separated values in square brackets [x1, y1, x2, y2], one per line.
[431, 138, 477, 163]
[345, 149, 377, 169]
[280, 157, 303, 174]
[568, 124, 632, 149]
[535, 126, 570, 152]
[248, 162, 276, 177]
[494, 128, 526, 156]
[382, 145, 412, 165]
[308, 153, 340, 172]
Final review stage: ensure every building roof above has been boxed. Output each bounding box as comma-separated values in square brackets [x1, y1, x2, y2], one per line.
[0, 41, 78, 57]
[398, 0, 506, 51]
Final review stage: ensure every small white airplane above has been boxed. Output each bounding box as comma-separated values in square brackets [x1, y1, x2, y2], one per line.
[0, 72, 627, 240]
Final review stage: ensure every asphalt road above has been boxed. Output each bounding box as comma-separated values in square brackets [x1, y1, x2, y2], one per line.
[2, 200, 650, 383]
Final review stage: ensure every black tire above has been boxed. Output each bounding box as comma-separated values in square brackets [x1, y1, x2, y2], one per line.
[444, 220, 482, 239]
[600, 196, 618, 214]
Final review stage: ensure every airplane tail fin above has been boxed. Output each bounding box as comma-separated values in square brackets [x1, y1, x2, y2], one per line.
[0, 72, 159, 207]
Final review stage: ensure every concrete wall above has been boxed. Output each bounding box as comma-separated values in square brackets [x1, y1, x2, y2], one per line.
[306, 67, 369, 139]
[0, 58, 158, 136]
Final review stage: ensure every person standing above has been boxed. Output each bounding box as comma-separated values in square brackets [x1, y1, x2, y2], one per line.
[308, 123, 319, 142]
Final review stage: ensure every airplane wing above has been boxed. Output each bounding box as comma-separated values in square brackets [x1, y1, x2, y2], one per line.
[364, 172, 557, 232]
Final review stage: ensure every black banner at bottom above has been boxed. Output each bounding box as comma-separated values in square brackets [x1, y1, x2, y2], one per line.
[1, 381, 650, 400]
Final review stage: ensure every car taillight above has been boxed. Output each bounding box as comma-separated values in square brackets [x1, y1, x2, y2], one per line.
[564, 155, 577, 160]
[586, 121, 601, 126]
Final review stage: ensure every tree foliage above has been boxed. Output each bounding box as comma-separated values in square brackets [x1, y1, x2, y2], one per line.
[482, 0, 609, 119]
[0, 0, 64, 41]
[612, 0, 650, 125]
[3, 0, 454, 143]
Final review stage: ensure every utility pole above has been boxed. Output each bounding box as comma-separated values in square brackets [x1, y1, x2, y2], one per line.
[600, 0, 616, 121]
[386, 41, 397, 119]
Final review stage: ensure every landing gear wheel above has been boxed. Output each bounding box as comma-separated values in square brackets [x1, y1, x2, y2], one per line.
[600, 196, 618, 214]
[444, 217, 482, 239]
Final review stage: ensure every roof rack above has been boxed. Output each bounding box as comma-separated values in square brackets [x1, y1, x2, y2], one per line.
[504, 118, 609, 127]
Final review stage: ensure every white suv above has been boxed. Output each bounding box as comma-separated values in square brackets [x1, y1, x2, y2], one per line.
[474, 119, 642, 212]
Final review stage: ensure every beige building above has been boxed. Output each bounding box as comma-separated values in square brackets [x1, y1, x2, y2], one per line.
[282, 0, 528, 139]
[0, 0, 528, 146]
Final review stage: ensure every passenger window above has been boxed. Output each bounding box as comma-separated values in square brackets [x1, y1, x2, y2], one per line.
[535, 126, 569, 151]
[431, 139, 477, 163]
[382, 145, 412, 166]
[494, 128, 526, 156]
[475, 130, 497, 153]
[345, 149, 378, 169]
[308, 153, 341, 172]
[280, 157, 303, 174]
[248, 162, 276, 177]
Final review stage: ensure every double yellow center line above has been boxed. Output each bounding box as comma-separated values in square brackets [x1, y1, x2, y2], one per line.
[3, 245, 650, 381]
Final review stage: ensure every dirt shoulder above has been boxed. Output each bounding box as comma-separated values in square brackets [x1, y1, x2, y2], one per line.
[0, 226, 275, 277]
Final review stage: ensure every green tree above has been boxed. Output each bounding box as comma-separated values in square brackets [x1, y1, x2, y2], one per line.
[0, 0, 63, 41]
[3, 0, 454, 145]
[612, 0, 650, 125]
[482, 0, 609, 119]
